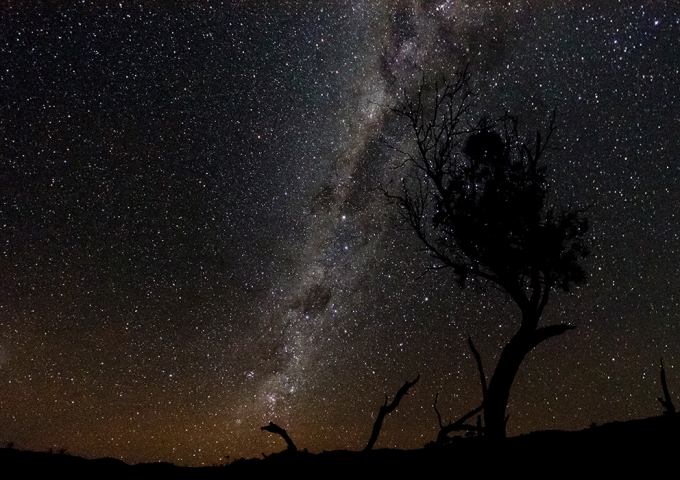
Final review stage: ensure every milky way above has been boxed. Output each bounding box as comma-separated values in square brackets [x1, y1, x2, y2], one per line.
[1, 0, 679, 466]
[250, 0, 520, 417]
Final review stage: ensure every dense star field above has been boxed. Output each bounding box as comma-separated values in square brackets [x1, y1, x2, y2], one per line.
[1, 0, 679, 466]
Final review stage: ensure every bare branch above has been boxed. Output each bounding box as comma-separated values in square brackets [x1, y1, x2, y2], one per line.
[364, 374, 420, 451]
[432, 338, 488, 444]
[468, 336, 487, 400]
[261, 422, 297, 451]
[530, 324, 576, 349]
[658, 357, 676, 415]
[433, 392, 444, 430]
[436, 403, 485, 444]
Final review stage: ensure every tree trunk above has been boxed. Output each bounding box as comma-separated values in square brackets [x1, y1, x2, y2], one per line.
[483, 328, 534, 439]
[483, 314, 576, 439]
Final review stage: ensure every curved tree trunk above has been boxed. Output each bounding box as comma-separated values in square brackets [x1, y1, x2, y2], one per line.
[483, 329, 533, 439]
[483, 315, 576, 439]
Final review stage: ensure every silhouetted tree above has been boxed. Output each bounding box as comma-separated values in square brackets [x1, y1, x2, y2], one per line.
[383, 68, 590, 439]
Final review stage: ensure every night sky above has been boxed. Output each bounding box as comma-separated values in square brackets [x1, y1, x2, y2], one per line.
[1, 0, 679, 466]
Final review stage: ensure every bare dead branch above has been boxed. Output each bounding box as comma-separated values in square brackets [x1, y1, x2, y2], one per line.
[468, 336, 487, 400]
[432, 338, 491, 444]
[435, 403, 485, 444]
[658, 357, 676, 415]
[433, 391, 447, 430]
[530, 324, 576, 350]
[261, 422, 297, 451]
[364, 374, 420, 451]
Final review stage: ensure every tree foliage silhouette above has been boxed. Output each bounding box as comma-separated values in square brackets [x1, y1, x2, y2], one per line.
[383, 68, 590, 439]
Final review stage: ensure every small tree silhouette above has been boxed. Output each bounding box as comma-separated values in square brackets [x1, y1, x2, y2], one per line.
[383, 68, 590, 439]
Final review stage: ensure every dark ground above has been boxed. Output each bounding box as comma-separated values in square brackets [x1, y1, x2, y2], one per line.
[2, 414, 678, 477]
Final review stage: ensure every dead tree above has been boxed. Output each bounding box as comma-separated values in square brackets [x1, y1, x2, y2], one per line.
[364, 374, 420, 451]
[261, 422, 297, 451]
[658, 357, 676, 415]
